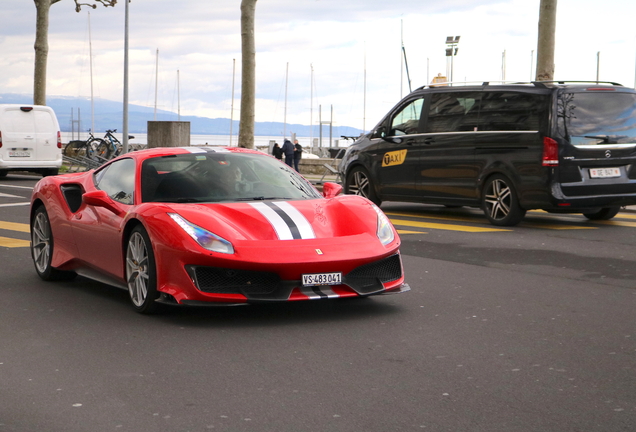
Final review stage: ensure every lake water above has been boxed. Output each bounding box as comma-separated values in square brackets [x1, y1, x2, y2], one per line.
[61, 133, 353, 150]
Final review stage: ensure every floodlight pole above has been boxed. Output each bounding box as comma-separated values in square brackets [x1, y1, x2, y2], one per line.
[445, 36, 460, 84]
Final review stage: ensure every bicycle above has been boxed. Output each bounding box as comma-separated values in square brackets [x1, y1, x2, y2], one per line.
[96, 129, 122, 160]
[64, 129, 135, 161]
[63, 131, 106, 161]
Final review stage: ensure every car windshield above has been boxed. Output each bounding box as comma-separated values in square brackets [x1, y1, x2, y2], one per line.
[140, 150, 322, 203]
[557, 91, 636, 145]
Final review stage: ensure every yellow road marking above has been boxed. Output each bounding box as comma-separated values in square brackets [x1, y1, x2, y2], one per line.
[0, 236, 30, 248]
[0, 221, 30, 233]
[390, 218, 510, 233]
[388, 212, 595, 230]
[593, 220, 636, 228]
[396, 229, 427, 235]
[521, 223, 596, 230]
[386, 211, 487, 224]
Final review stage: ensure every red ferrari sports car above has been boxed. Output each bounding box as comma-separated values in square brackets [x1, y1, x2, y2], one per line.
[30, 146, 409, 313]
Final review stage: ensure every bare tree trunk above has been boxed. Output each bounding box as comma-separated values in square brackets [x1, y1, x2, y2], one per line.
[33, 0, 60, 105]
[238, 0, 257, 149]
[33, 0, 116, 106]
[536, 0, 557, 81]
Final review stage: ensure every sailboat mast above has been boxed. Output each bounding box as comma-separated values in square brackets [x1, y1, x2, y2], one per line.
[363, 43, 366, 133]
[310, 63, 313, 147]
[154, 49, 159, 121]
[177, 69, 181, 121]
[284, 62, 288, 138]
[88, 11, 94, 134]
[230, 58, 236, 146]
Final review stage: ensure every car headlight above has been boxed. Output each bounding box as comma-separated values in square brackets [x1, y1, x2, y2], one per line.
[168, 213, 234, 254]
[372, 205, 395, 246]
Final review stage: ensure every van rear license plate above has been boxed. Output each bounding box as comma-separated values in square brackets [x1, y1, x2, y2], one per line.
[8, 151, 31, 157]
[302, 272, 342, 286]
[590, 167, 620, 178]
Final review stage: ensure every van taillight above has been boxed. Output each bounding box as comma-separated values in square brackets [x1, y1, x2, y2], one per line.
[20, 107, 34, 112]
[542, 137, 558, 166]
[0, 131, 2, 149]
[57, 131, 62, 149]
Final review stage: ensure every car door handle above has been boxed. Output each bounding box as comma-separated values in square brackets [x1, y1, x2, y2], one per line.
[424, 138, 435, 145]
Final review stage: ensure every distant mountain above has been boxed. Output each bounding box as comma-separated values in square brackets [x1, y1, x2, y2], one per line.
[0, 93, 363, 138]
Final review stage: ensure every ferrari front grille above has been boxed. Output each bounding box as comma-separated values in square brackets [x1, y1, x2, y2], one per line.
[190, 266, 281, 295]
[344, 254, 402, 294]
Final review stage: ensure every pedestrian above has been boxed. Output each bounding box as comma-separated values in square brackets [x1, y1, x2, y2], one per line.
[293, 139, 303, 172]
[272, 142, 283, 160]
[281, 139, 294, 167]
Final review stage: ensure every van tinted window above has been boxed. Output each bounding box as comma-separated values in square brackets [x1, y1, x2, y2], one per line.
[479, 92, 548, 131]
[390, 97, 424, 135]
[557, 91, 636, 145]
[425, 92, 480, 133]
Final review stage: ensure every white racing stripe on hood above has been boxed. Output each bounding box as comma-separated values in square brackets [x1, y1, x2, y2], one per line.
[272, 201, 315, 240]
[250, 201, 316, 240]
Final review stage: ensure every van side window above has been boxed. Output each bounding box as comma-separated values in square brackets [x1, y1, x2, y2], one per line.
[95, 158, 136, 205]
[390, 98, 424, 136]
[479, 92, 547, 131]
[425, 92, 480, 133]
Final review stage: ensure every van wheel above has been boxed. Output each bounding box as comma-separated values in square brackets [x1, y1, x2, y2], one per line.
[583, 206, 620, 220]
[345, 166, 381, 206]
[482, 175, 526, 226]
[42, 169, 58, 177]
[0, 170, 7, 178]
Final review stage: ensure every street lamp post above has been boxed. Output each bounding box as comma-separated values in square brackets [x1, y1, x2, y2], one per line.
[445, 36, 460, 84]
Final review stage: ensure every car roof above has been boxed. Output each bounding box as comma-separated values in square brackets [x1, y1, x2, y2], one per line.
[412, 80, 634, 94]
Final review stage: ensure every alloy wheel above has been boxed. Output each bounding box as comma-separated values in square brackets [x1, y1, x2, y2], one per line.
[126, 232, 149, 307]
[32, 211, 51, 274]
[484, 178, 511, 221]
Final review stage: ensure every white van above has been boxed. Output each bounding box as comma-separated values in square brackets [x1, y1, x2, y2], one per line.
[0, 104, 63, 177]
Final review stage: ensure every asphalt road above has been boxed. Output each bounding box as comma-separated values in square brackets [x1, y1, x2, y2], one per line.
[1, 174, 635, 432]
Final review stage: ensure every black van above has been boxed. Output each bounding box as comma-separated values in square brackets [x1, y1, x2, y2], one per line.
[340, 81, 636, 226]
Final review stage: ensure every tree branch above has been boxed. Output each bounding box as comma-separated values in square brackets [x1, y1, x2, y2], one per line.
[74, 0, 117, 13]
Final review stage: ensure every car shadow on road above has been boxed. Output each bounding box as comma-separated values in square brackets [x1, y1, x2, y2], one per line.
[56, 275, 405, 328]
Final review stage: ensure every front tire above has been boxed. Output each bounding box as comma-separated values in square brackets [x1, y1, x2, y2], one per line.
[345, 166, 381, 206]
[31, 206, 76, 281]
[583, 206, 620, 220]
[126, 225, 160, 314]
[482, 174, 526, 226]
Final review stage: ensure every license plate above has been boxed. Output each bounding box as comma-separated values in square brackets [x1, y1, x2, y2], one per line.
[9, 151, 31, 158]
[589, 167, 620, 178]
[302, 272, 342, 286]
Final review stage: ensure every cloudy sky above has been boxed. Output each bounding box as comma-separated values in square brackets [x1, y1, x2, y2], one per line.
[1, 0, 635, 133]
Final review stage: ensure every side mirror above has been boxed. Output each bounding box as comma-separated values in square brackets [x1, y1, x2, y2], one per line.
[372, 126, 387, 140]
[322, 182, 343, 199]
[82, 190, 124, 215]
